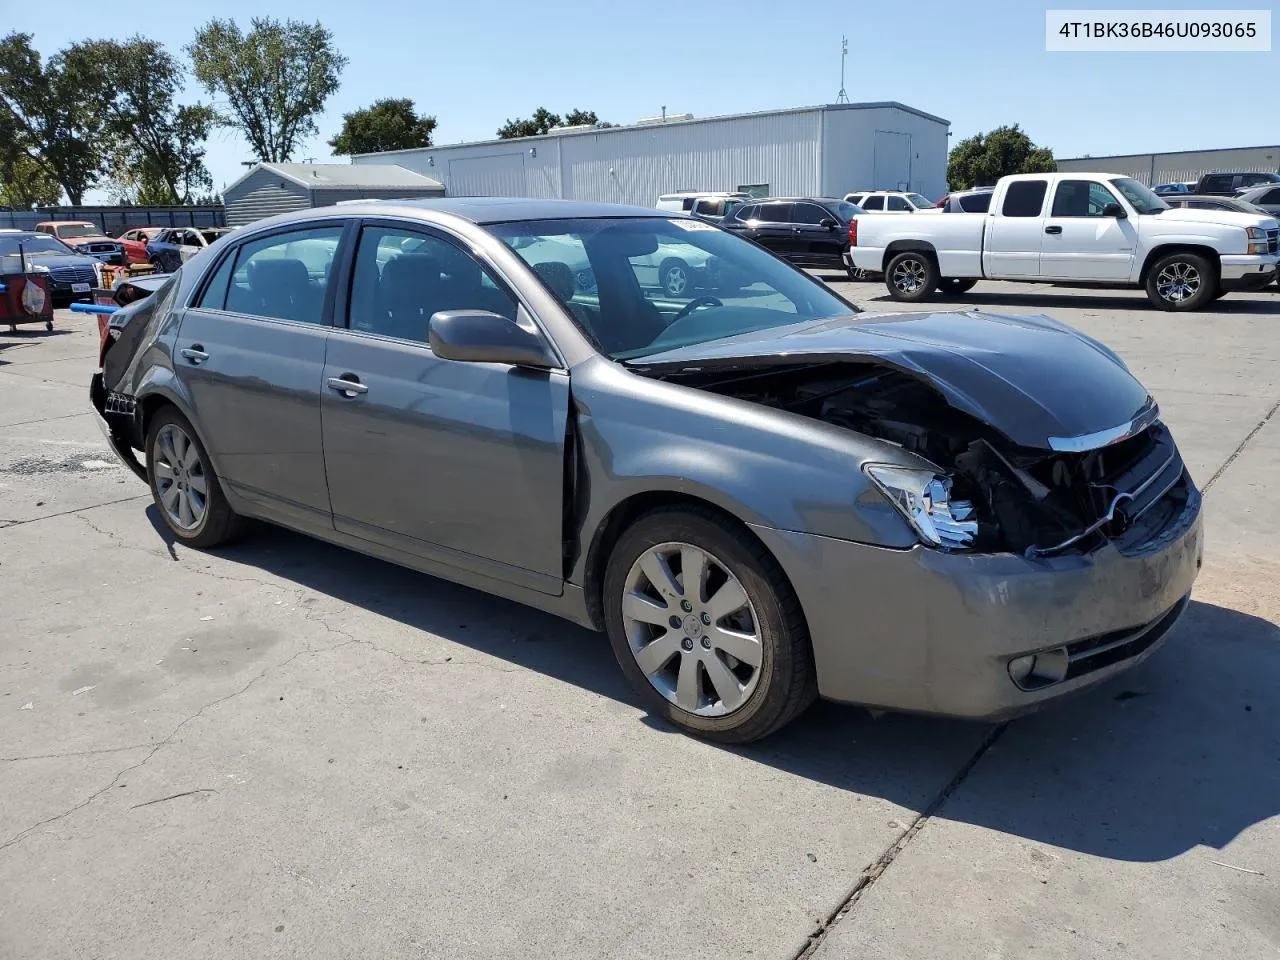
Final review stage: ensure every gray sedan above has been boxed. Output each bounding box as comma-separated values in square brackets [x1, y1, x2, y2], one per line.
[90, 199, 1203, 742]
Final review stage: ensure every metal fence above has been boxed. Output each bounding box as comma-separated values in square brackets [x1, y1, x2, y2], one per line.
[0, 205, 226, 236]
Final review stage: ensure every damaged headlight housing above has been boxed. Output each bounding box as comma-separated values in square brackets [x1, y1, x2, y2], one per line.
[864, 465, 978, 550]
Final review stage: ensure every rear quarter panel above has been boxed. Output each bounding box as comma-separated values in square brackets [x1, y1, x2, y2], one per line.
[850, 212, 986, 276]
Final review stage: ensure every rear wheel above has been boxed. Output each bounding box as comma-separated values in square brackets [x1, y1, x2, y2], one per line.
[885, 250, 940, 302]
[660, 259, 691, 297]
[603, 506, 817, 743]
[1145, 252, 1217, 311]
[937, 277, 977, 295]
[145, 407, 243, 548]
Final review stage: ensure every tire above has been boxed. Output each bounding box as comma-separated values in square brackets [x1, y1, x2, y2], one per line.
[846, 265, 870, 282]
[149, 256, 166, 274]
[937, 277, 977, 295]
[145, 406, 244, 548]
[602, 506, 817, 743]
[884, 250, 940, 303]
[1145, 252, 1217, 311]
[659, 259, 691, 297]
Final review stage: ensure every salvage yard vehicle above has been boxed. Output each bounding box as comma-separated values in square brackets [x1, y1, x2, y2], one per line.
[1, 231, 104, 308]
[843, 190, 934, 213]
[34, 220, 126, 266]
[146, 226, 234, 273]
[91, 198, 1203, 743]
[721, 197, 863, 278]
[117, 227, 164, 265]
[1193, 170, 1280, 196]
[846, 172, 1280, 310]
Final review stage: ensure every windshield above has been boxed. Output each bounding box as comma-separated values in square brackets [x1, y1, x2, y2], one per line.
[0, 235, 76, 257]
[53, 223, 100, 239]
[905, 194, 933, 208]
[1110, 178, 1168, 215]
[492, 217, 856, 360]
[830, 200, 862, 219]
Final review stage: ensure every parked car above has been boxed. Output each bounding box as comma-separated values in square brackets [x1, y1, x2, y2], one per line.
[934, 186, 995, 213]
[146, 227, 234, 272]
[1234, 183, 1280, 217]
[842, 190, 934, 213]
[847, 172, 1280, 310]
[656, 191, 750, 214]
[508, 230, 729, 298]
[1161, 194, 1271, 216]
[117, 227, 165, 266]
[1152, 182, 1193, 195]
[90, 198, 1203, 742]
[34, 221, 126, 266]
[721, 197, 862, 278]
[0, 230, 104, 306]
[1193, 171, 1280, 196]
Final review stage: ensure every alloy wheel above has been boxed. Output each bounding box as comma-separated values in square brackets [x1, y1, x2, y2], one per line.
[620, 541, 763, 717]
[1155, 261, 1201, 303]
[891, 257, 927, 294]
[664, 265, 689, 296]
[153, 423, 208, 530]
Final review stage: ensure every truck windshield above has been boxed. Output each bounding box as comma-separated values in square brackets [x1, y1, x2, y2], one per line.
[1109, 178, 1169, 215]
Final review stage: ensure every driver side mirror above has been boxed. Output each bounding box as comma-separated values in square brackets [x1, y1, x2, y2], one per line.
[428, 309, 558, 369]
[819, 218, 838, 229]
[1103, 202, 1127, 219]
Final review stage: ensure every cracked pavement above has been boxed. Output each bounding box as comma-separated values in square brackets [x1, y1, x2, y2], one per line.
[1, 285, 1278, 959]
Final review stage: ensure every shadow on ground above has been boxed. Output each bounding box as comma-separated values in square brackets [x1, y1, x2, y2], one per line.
[195, 513, 1279, 865]
[850, 286, 1280, 314]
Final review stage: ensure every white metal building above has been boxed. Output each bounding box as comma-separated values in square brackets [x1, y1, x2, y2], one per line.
[351, 102, 950, 205]
[222, 162, 445, 226]
[1057, 145, 1280, 186]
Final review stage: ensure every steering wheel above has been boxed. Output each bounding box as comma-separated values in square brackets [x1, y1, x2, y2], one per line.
[669, 296, 723, 324]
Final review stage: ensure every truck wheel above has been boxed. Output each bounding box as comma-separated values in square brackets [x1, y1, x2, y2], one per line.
[885, 251, 939, 302]
[938, 278, 977, 295]
[1146, 252, 1216, 311]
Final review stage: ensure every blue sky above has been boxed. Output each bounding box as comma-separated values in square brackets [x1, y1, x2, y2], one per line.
[9, 0, 1277, 201]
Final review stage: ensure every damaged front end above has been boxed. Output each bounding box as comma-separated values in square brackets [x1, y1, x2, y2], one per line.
[646, 360, 1193, 558]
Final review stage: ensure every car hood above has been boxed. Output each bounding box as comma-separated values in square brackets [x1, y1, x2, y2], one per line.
[0, 251, 102, 270]
[631, 310, 1154, 451]
[1153, 206, 1279, 230]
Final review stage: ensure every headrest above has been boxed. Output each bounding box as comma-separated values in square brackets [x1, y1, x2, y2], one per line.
[533, 261, 575, 301]
[248, 257, 309, 291]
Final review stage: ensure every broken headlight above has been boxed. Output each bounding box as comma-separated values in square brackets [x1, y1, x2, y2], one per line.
[864, 465, 977, 550]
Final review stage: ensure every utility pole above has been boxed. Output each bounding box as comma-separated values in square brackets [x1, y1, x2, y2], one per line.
[836, 36, 849, 103]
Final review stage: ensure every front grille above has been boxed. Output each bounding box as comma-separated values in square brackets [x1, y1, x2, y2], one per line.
[1063, 595, 1189, 680]
[85, 242, 118, 254]
[1267, 228, 1278, 254]
[49, 265, 96, 286]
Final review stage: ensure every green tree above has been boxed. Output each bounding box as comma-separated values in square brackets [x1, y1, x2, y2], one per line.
[0, 32, 109, 204]
[0, 110, 61, 207]
[947, 125, 1056, 190]
[498, 106, 614, 139]
[187, 17, 347, 163]
[329, 98, 436, 155]
[63, 37, 214, 205]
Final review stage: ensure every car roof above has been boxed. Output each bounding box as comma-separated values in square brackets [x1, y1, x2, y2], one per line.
[369, 197, 673, 224]
[750, 197, 847, 204]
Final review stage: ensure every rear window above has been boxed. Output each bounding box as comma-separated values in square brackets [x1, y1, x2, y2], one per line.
[757, 203, 793, 223]
[958, 192, 992, 213]
[860, 196, 884, 210]
[1199, 174, 1232, 192]
[1001, 180, 1048, 217]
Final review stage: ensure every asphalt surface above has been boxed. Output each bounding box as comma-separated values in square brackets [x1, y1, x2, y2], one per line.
[1, 280, 1277, 959]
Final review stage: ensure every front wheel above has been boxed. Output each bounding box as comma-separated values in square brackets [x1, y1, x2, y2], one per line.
[937, 277, 977, 295]
[660, 259, 691, 297]
[885, 251, 940, 302]
[146, 407, 244, 548]
[1145, 252, 1217, 311]
[603, 507, 817, 743]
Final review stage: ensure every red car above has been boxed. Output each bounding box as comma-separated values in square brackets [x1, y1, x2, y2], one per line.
[34, 221, 127, 265]
[116, 226, 165, 266]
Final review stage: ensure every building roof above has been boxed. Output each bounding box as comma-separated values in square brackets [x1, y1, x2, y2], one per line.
[1059, 144, 1280, 162]
[225, 162, 445, 196]
[352, 101, 950, 159]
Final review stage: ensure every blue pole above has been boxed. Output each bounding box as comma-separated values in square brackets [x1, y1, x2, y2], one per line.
[69, 302, 119, 315]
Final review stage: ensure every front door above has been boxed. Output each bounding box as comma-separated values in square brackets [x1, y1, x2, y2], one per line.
[790, 202, 844, 265]
[1040, 179, 1136, 281]
[983, 178, 1050, 279]
[321, 222, 569, 594]
[749, 202, 798, 259]
[173, 222, 347, 527]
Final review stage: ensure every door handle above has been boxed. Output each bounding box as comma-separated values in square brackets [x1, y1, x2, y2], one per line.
[1045, 225, 1063, 235]
[180, 345, 209, 364]
[327, 375, 368, 397]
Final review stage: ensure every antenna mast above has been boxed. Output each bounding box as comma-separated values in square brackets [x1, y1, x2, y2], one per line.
[836, 36, 849, 103]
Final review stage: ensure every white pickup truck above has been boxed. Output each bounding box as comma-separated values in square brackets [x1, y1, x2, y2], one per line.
[845, 171, 1280, 310]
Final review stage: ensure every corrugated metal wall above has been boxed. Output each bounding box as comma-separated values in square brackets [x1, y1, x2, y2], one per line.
[820, 107, 950, 201]
[224, 168, 310, 226]
[1058, 146, 1280, 185]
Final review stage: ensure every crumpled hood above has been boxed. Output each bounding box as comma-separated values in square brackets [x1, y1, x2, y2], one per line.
[633, 310, 1154, 450]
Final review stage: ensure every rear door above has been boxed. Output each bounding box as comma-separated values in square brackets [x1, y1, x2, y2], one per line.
[173, 221, 348, 529]
[751, 202, 798, 258]
[790, 202, 842, 264]
[320, 220, 569, 593]
[1040, 179, 1136, 281]
[983, 178, 1049, 278]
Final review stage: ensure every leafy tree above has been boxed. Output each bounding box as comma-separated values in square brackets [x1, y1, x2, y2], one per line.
[329, 98, 436, 155]
[0, 110, 61, 207]
[63, 37, 214, 205]
[187, 17, 347, 163]
[947, 125, 1056, 190]
[498, 106, 614, 139]
[0, 32, 109, 204]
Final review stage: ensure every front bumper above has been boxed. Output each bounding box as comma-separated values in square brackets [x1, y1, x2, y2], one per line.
[750, 483, 1204, 720]
[1219, 253, 1279, 288]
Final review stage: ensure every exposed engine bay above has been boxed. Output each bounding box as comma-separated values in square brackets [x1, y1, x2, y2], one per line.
[656, 361, 1190, 556]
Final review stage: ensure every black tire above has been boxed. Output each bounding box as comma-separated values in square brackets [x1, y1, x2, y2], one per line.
[149, 256, 167, 274]
[846, 265, 871, 282]
[145, 406, 244, 548]
[937, 277, 977, 295]
[884, 250, 940, 303]
[659, 258, 692, 298]
[1145, 252, 1217, 311]
[602, 506, 817, 743]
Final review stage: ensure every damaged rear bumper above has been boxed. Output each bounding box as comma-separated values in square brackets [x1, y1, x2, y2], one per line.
[90, 372, 147, 481]
[750, 484, 1203, 719]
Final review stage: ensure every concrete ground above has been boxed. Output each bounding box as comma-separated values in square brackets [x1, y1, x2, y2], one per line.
[0, 280, 1276, 959]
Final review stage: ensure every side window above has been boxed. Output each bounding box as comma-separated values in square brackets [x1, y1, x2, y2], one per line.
[1001, 180, 1048, 217]
[1201, 174, 1230, 193]
[194, 252, 236, 310]
[860, 195, 884, 210]
[1051, 180, 1119, 217]
[846, 194, 866, 205]
[757, 203, 793, 222]
[959, 193, 992, 213]
[693, 199, 718, 217]
[681, 198, 696, 211]
[348, 226, 517, 343]
[223, 225, 343, 324]
[791, 203, 829, 224]
[887, 195, 910, 211]
[737, 204, 758, 220]
[1260, 188, 1280, 204]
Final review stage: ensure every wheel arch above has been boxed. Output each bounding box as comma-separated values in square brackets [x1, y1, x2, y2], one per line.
[133, 377, 225, 478]
[882, 239, 939, 274]
[1138, 243, 1220, 285]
